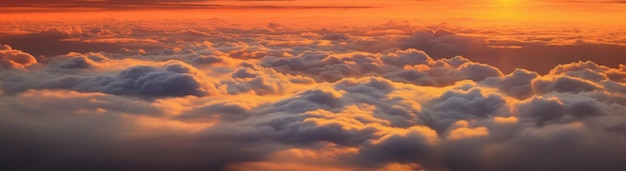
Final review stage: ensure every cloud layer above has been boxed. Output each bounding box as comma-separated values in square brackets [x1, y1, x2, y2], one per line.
[0, 19, 625, 171]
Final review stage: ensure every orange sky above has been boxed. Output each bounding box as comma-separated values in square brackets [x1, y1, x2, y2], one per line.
[2, 0, 626, 26]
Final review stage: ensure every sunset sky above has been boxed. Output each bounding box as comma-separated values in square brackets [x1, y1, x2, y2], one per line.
[2, 0, 626, 22]
[1, 1, 626, 171]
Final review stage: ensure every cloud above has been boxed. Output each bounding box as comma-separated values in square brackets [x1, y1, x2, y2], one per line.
[0, 0, 376, 12]
[2, 63, 626, 170]
[321, 33, 350, 41]
[381, 48, 433, 66]
[399, 29, 485, 58]
[51, 52, 108, 69]
[0, 27, 162, 57]
[356, 126, 438, 167]
[397, 28, 626, 74]
[0, 44, 37, 69]
[1, 59, 215, 97]
[481, 69, 539, 99]
[0, 91, 282, 171]
[532, 75, 603, 94]
[261, 48, 503, 85]
[261, 50, 352, 82]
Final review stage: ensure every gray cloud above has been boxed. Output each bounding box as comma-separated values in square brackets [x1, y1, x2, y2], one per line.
[1, 59, 212, 97]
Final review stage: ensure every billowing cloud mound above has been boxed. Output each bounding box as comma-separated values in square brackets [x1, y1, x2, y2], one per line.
[0, 20, 625, 171]
[1, 56, 213, 97]
[262, 48, 502, 85]
[0, 44, 37, 69]
[400, 29, 484, 58]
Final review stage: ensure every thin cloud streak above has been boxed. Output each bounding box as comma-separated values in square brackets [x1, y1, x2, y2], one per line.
[0, 0, 377, 12]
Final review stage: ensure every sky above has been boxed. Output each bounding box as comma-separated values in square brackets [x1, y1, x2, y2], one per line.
[1, 1, 626, 171]
[2, 0, 626, 22]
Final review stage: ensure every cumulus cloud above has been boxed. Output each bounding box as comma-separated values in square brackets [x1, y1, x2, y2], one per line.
[0, 44, 37, 69]
[399, 29, 485, 58]
[322, 33, 350, 41]
[50, 52, 108, 69]
[481, 68, 539, 99]
[1, 59, 215, 97]
[260, 48, 503, 86]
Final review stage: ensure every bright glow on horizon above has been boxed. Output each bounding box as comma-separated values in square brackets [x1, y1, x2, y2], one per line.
[0, 0, 625, 26]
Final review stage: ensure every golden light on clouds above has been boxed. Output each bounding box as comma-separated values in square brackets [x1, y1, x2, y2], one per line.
[0, 0, 625, 171]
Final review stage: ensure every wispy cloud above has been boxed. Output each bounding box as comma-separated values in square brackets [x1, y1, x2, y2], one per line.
[0, 0, 376, 12]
